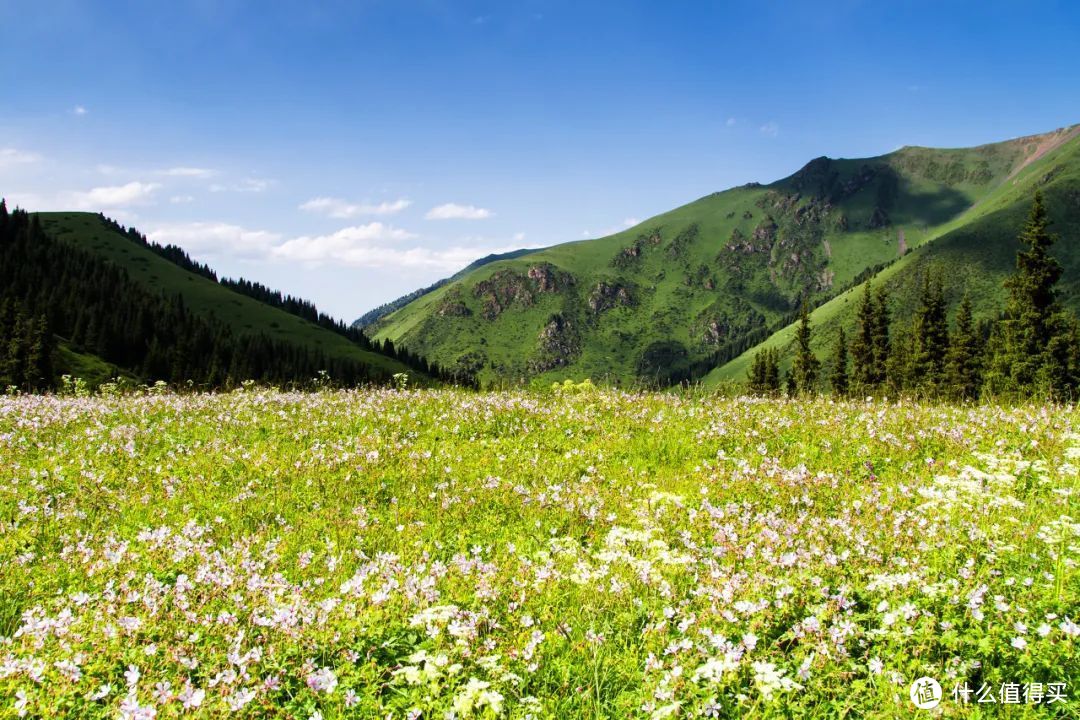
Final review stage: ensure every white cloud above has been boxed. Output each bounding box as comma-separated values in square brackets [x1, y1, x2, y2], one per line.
[512, 232, 526, 242]
[73, 105, 87, 116]
[299, 196, 411, 219]
[169, 195, 195, 204]
[0, 148, 42, 167]
[152, 218, 517, 273]
[147, 222, 283, 259]
[161, 166, 216, 178]
[425, 203, 493, 220]
[759, 121, 780, 138]
[72, 181, 161, 208]
[273, 223, 417, 263]
[209, 177, 272, 193]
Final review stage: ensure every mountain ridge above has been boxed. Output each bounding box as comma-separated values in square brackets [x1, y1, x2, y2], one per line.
[369, 123, 1080, 387]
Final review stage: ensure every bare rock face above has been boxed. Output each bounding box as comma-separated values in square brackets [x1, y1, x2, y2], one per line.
[527, 264, 564, 293]
[588, 281, 634, 314]
[752, 217, 779, 244]
[531, 313, 580, 371]
[435, 288, 472, 317]
[473, 269, 536, 320]
[472, 264, 571, 320]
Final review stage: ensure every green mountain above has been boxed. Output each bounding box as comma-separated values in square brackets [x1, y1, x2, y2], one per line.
[1, 209, 434, 387]
[368, 124, 1080, 387]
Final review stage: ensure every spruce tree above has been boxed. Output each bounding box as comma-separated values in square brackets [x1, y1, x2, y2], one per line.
[984, 191, 1072, 397]
[871, 287, 891, 385]
[748, 350, 767, 395]
[886, 319, 913, 394]
[791, 301, 820, 394]
[945, 294, 981, 400]
[763, 348, 780, 394]
[911, 270, 949, 391]
[850, 281, 876, 391]
[830, 327, 849, 396]
[24, 314, 53, 390]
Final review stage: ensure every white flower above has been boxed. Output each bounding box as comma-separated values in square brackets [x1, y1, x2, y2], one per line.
[179, 684, 205, 709]
[307, 667, 338, 694]
[752, 661, 803, 700]
[1011, 636, 1028, 651]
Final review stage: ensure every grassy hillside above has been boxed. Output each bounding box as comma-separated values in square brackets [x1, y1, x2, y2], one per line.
[372, 124, 1080, 387]
[708, 126, 1080, 386]
[35, 212, 415, 379]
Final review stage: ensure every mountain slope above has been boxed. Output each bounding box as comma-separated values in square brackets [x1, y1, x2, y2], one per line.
[708, 126, 1080, 386]
[354, 247, 545, 328]
[3, 210, 426, 386]
[371, 124, 1080, 386]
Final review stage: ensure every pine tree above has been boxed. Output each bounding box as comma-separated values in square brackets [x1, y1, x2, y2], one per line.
[791, 301, 820, 394]
[984, 191, 1072, 398]
[850, 281, 876, 391]
[886, 319, 913, 394]
[763, 348, 780, 393]
[748, 347, 781, 395]
[871, 287, 891, 386]
[747, 350, 768, 395]
[830, 327, 849, 396]
[945, 294, 982, 400]
[911, 270, 949, 391]
[24, 314, 54, 390]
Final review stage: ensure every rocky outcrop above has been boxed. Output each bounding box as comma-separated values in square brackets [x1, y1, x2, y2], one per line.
[472, 264, 570, 320]
[527, 263, 570, 293]
[435, 288, 472, 317]
[588, 281, 634, 314]
[531, 313, 580, 372]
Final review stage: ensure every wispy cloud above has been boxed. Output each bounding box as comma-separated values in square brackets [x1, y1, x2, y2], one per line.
[147, 222, 283, 260]
[0, 148, 42, 168]
[759, 121, 780, 138]
[425, 202, 493, 220]
[273, 223, 417, 264]
[148, 219, 511, 272]
[160, 166, 216, 178]
[726, 117, 737, 127]
[209, 177, 273, 193]
[299, 196, 411, 219]
[72, 105, 88, 116]
[73, 181, 161, 208]
[169, 195, 195, 204]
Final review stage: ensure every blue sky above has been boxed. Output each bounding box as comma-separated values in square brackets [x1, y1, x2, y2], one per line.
[2, 0, 1079, 320]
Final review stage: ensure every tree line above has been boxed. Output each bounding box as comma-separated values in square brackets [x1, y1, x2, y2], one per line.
[0, 201, 452, 390]
[748, 191, 1080, 400]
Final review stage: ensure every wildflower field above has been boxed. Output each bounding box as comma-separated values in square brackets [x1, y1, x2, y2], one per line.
[1, 388, 1078, 719]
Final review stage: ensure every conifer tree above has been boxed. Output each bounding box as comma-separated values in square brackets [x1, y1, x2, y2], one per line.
[850, 281, 876, 390]
[830, 327, 849, 396]
[791, 301, 820, 394]
[984, 191, 1073, 397]
[911, 270, 949, 391]
[945, 294, 981, 400]
[24, 314, 54, 390]
[886, 319, 913, 394]
[871, 287, 891, 385]
[747, 347, 781, 395]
